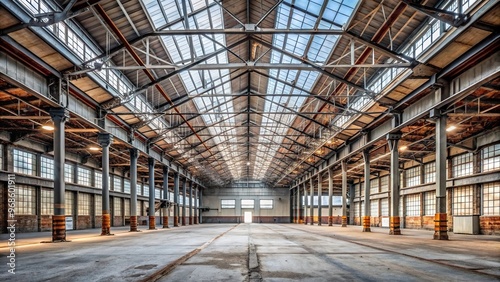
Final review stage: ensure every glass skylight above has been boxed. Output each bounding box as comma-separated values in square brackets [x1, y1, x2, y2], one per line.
[143, 0, 242, 179]
[253, 0, 357, 179]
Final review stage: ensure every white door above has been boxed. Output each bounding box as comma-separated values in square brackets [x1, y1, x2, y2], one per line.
[244, 212, 252, 223]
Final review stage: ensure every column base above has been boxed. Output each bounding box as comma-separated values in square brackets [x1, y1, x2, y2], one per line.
[162, 216, 169, 228]
[182, 217, 186, 226]
[389, 216, 401, 235]
[433, 213, 448, 240]
[52, 215, 67, 241]
[318, 217, 322, 226]
[309, 216, 314, 225]
[189, 217, 193, 225]
[328, 216, 333, 226]
[362, 216, 371, 232]
[149, 216, 156, 230]
[341, 216, 347, 227]
[130, 216, 138, 232]
[101, 213, 112, 236]
[174, 216, 179, 227]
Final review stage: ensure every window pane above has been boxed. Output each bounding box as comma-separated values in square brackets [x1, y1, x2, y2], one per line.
[260, 199, 273, 209]
[15, 185, 36, 215]
[241, 199, 254, 209]
[13, 149, 36, 176]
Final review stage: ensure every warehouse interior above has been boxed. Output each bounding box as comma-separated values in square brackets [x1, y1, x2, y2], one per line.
[0, 0, 499, 280]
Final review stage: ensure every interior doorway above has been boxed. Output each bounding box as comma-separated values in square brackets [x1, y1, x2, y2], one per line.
[244, 212, 253, 223]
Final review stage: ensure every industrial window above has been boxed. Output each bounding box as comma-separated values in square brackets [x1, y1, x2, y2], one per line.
[113, 176, 122, 192]
[424, 162, 436, 183]
[123, 180, 130, 194]
[370, 200, 379, 217]
[405, 166, 421, 187]
[360, 182, 365, 197]
[65, 191, 74, 216]
[169, 192, 174, 201]
[380, 176, 389, 192]
[483, 182, 500, 215]
[453, 186, 474, 215]
[40, 156, 54, 179]
[361, 200, 365, 217]
[241, 199, 255, 209]
[424, 191, 436, 216]
[370, 179, 379, 194]
[13, 149, 36, 176]
[482, 144, 500, 172]
[221, 200, 235, 209]
[94, 171, 102, 189]
[399, 197, 403, 217]
[64, 163, 73, 183]
[15, 185, 36, 215]
[78, 193, 91, 216]
[353, 202, 360, 218]
[77, 167, 91, 186]
[260, 199, 274, 209]
[155, 188, 161, 199]
[380, 198, 389, 216]
[355, 183, 361, 197]
[124, 199, 130, 217]
[179, 194, 184, 206]
[143, 201, 149, 216]
[406, 194, 420, 216]
[144, 184, 149, 197]
[452, 153, 473, 178]
[114, 197, 122, 216]
[41, 188, 53, 215]
[137, 201, 142, 216]
[113, 197, 122, 216]
[137, 183, 143, 195]
[95, 195, 102, 216]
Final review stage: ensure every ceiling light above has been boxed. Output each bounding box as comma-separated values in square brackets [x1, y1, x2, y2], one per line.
[399, 145, 408, 151]
[41, 120, 54, 131]
[446, 125, 457, 132]
[326, 140, 332, 144]
[247, 162, 250, 166]
[88, 146, 100, 151]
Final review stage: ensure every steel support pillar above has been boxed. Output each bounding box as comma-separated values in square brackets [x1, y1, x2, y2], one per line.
[328, 168, 333, 226]
[341, 160, 348, 227]
[363, 150, 371, 232]
[317, 174, 322, 226]
[296, 187, 301, 223]
[98, 133, 113, 236]
[129, 148, 139, 232]
[50, 108, 69, 242]
[303, 182, 308, 225]
[434, 112, 449, 240]
[182, 178, 187, 226]
[173, 172, 179, 227]
[162, 166, 169, 228]
[189, 181, 193, 225]
[309, 177, 314, 225]
[199, 189, 203, 224]
[148, 158, 156, 229]
[194, 186, 199, 224]
[388, 133, 402, 235]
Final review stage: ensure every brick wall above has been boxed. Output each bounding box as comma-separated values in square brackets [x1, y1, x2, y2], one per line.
[480, 216, 500, 235]
[370, 217, 380, 227]
[40, 215, 52, 231]
[0, 183, 6, 233]
[405, 216, 422, 229]
[422, 216, 434, 230]
[14, 215, 38, 232]
[94, 216, 102, 228]
[77, 216, 92, 230]
[113, 216, 123, 227]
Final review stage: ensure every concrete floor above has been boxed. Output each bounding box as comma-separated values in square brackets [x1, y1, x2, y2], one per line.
[0, 224, 499, 281]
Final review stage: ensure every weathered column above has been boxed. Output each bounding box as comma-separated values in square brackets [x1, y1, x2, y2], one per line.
[182, 178, 187, 226]
[194, 185, 199, 224]
[129, 148, 139, 231]
[388, 132, 402, 235]
[50, 108, 69, 242]
[328, 168, 333, 226]
[98, 132, 113, 235]
[341, 160, 348, 227]
[189, 181, 193, 225]
[309, 177, 314, 225]
[162, 166, 169, 228]
[317, 174, 322, 226]
[148, 157, 156, 230]
[433, 110, 449, 240]
[363, 150, 371, 232]
[173, 172, 180, 227]
[296, 186, 301, 224]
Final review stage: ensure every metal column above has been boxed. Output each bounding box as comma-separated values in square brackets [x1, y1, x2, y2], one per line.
[341, 160, 348, 227]
[129, 148, 139, 231]
[182, 178, 187, 226]
[297, 186, 301, 223]
[328, 168, 333, 226]
[189, 181, 193, 225]
[162, 166, 169, 228]
[50, 108, 69, 242]
[199, 189, 203, 224]
[387, 133, 402, 235]
[309, 177, 314, 225]
[434, 112, 449, 240]
[148, 158, 156, 229]
[173, 172, 179, 227]
[317, 174, 322, 226]
[98, 133, 113, 235]
[194, 185, 199, 224]
[363, 150, 371, 232]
